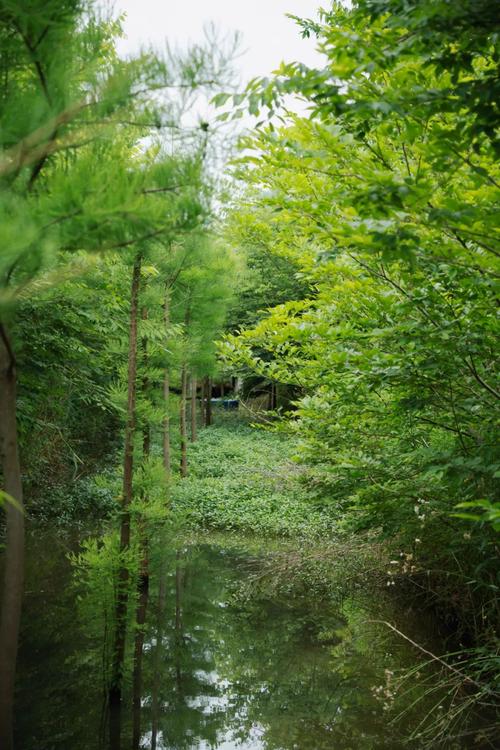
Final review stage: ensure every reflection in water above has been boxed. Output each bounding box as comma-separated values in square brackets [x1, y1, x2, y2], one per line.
[132, 531, 150, 750]
[13, 529, 487, 749]
[151, 559, 167, 750]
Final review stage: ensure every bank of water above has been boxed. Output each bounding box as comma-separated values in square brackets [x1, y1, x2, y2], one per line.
[14, 526, 496, 750]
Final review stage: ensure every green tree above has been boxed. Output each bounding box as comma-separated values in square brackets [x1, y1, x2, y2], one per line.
[221, 0, 500, 674]
[0, 2, 234, 744]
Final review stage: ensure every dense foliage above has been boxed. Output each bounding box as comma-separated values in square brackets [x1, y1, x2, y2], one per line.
[220, 0, 500, 683]
[0, 2, 236, 747]
[1, 1, 499, 747]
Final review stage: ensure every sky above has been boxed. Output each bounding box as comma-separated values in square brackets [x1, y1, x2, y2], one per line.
[111, 0, 324, 86]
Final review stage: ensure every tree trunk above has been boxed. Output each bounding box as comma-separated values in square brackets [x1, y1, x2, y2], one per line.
[179, 365, 188, 477]
[0, 323, 24, 750]
[141, 307, 150, 457]
[162, 288, 171, 475]
[267, 382, 277, 411]
[132, 305, 151, 750]
[199, 379, 205, 426]
[190, 376, 197, 443]
[109, 252, 142, 750]
[205, 376, 212, 427]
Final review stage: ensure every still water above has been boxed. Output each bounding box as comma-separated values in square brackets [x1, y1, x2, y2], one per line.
[15, 528, 485, 749]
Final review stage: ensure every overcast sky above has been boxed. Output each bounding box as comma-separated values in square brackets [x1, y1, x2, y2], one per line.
[112, 1, 323, 85]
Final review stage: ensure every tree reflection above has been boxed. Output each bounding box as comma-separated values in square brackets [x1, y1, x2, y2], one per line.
[16, 534, 452, 750]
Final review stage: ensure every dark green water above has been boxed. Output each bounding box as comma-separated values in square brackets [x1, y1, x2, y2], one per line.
[14, 528, 489, 749]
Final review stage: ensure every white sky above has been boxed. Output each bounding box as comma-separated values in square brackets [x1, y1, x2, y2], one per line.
[112, 1, 323, 85]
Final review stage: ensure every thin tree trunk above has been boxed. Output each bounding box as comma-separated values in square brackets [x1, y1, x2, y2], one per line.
[179, 365, 188, 477]
[267, 382, 277, 411]
[0, 322, 24, 750]
[162, 288, 170, 475]
[109, 252, 142, 750]
[141, 307, 150, 457]
[132, 306, 151, 750]
[205, 376, 212, 427]
[199, 379, 205, 425]
[200, 378, 205, 425]
[190, 376, 197, 443]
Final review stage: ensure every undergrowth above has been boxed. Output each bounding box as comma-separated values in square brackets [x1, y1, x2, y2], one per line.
[171, 417, 333, 538]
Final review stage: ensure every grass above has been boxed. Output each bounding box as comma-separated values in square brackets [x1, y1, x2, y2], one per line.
[171, 415, 334, 538]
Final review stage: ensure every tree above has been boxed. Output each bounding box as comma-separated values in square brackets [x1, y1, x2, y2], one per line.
[220, 0, 499, 659]
[0, 3, 158, 741]
[0, 1, 235, 743]
[160, 232, 236, 475]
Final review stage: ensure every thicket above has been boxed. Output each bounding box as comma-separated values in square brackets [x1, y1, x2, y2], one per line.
[0, 0, 499, 747]
[218, 0, 500, 726]
[0, 1, 237, 746]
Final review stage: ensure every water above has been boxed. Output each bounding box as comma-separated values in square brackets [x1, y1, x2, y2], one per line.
[13, 528, 489, 749]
